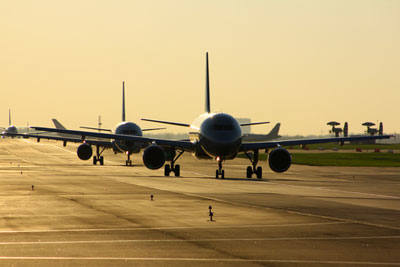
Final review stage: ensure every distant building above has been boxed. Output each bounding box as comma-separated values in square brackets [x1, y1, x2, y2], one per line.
[236, 118, 251, 134]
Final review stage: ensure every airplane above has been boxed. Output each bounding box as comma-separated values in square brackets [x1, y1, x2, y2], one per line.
[12, 53, 391, 179]
[327, 121, 348, 137]
[362, 122, 383, 136]
[5, 82, 164, 166]
[242, 123, 281, 142]
[1, 109, 28, 136]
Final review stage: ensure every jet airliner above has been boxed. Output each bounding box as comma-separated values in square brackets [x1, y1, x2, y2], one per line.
[6, 82, 164, 166]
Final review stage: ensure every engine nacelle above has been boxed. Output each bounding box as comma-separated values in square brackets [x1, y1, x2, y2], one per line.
[268, 148, 291, 173]
[77, 143, 93, 160]
[142, 145, 165, 170]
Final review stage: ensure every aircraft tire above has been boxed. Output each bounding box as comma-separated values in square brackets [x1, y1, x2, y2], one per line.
[99, 156, 104, 166]
[93, 156, 97, 165]
[164, 164, 171, 176]
[221, 170, 225, 179]
[256, 166, 262, 179]
[246, 166, 252, 178]
[174, 165, 180, 177]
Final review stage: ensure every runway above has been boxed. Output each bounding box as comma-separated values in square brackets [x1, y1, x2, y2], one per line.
[0, 139, 399, 266]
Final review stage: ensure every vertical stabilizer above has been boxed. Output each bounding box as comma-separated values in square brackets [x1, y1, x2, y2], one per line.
[268, 123, 281, 138]
[205, 52, 211, 113]
[8, 109, 11, 126]
[122, 81, 126, 122]
[52, 119, 67, 130]
[344, 122, 348, 137]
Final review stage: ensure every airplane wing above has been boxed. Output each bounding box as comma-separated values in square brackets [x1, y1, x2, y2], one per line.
[30, 127, 196, 151]
[5, 132, 114, 147]
[240, 135, 392, 151]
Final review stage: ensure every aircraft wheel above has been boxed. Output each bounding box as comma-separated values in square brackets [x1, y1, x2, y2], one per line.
[99, 156, 104, 166]
[221, 170, 225, 179]
[174, 165, 180, 177]
[93, 156, 97, 165]
[256, 166, 262, 179]
[215, 170, 219, 179]
[246, 166, 252, 178]
[164, 164, 171, 176]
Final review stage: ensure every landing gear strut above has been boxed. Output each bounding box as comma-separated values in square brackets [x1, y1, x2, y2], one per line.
[245, 150, 262, 179]
[93, 145, 105, 165]
[164, 150, 184, 177]
[126, 152, 132, 166]
[215, 157, 225, 179]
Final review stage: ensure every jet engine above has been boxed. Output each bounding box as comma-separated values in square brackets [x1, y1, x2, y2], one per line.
[142, 145, 165, 170]
[77, 143, 93, 160]
[268, 148, 291, 173]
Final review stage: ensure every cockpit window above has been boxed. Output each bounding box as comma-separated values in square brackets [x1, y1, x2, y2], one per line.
[213, 124, 234, 131]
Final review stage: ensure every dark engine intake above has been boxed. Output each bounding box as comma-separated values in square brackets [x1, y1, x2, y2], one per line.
[268, 148, 291, 173]
[143, 145, 165, 170]
[77, 143, 92, 160]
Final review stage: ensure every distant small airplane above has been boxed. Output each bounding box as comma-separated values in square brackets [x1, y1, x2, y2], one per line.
[21, 53, 392, 179]
[362, 122, 383, 136]
[242, 123, 281, 142]
[327, 121, 348, 137]
[1, 109, 35, 137]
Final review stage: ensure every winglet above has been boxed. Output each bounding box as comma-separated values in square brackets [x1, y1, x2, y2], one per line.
[122, 81, 126, 122]
[8, 109, 11, 126]
[205, 52, 211, 113]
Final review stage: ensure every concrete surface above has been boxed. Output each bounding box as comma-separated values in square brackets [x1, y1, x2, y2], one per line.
[0, 139, 399, 266]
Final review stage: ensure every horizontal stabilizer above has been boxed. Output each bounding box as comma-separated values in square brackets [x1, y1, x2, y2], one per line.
[240, 121, 270, 127]
[141, 118, 190, 127]
[80, 126, 112, 132]
[142, 127, 166, 132]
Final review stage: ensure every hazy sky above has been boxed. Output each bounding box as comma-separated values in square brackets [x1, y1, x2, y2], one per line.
[1, 0, 399, 135]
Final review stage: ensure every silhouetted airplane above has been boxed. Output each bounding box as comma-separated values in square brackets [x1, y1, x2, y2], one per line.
[6, 82, 164, 166]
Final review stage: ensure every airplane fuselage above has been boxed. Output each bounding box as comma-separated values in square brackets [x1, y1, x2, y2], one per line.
[189, 113, 242, 160]
[113, 122, 143, 154]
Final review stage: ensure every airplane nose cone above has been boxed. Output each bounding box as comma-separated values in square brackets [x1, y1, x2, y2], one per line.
[199, 113, 242, 159]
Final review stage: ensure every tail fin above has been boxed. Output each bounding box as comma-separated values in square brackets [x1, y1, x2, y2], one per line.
[379, 122, 383, 135]
[122, 81, 126, 122]
[268, 123, 281, 138]
[205, 52, 211, 113]
[52, 119, 67, 130]
[8, 109, 11, 126]
[343, 122, 348, 137]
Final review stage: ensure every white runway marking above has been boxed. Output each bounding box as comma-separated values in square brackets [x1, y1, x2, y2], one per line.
[0, 257, 398, 265]
[0, 221, 346, 234]
[269, 181, 400, 200]
[178, 191, 400, 231]
[0, 235, 399, 245]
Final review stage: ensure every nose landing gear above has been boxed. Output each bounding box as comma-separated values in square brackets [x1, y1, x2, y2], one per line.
[245, 150, 262, 179]
[93, 145, 105, 165]
[126, 151, 132, 166]
[215, 157, 225, 179]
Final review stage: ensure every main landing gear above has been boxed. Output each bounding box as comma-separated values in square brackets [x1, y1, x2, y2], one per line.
[215, 157, 225, 179]
[93, 145, 105, 165]
[164, 151, 184, 177]
[126, 152, 132, 166]
[245, 150, 262, 179]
